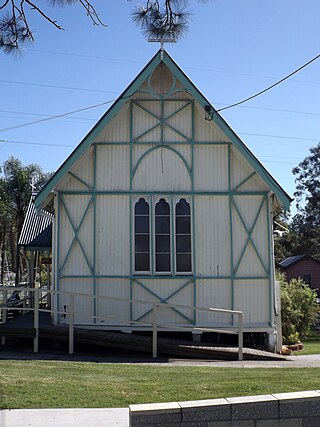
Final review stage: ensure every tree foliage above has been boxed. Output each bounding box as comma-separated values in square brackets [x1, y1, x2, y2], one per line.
[0, 157, 52, 283]
[0, 0, 105, 53]
[275, 143, 320, 260]
[133, 0, 211, 41]
[277, 272, 318, 344]
[0, 1, 210, 53]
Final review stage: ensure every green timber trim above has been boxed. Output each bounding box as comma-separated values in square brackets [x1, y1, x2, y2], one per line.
[162, 52, 292, 211]
[59, 195, 94, 276]
[266, 193, 274, 325]
[232, 196, 267, 276]
[35, 50, 163, 210]
[170, 194, 175, 276]
[93, 145, 97, 323]
[68, 172, 93, 190]
[130, 101, 134, 321]
[228, 144, 234, 313]
[59, 190, 270, 196]
[133, 278, 194, 323]
[94, 141, 229, 146]
[56, 193, 61, 319]
[233, 171, 257, 192]
[36, 49, 291, 212]
[191, 100, 197, 324]
[59, 274, 270, 280]
[132, 145, 192, 179]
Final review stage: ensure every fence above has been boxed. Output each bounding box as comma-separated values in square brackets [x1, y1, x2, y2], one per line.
[0, 286, 244, 360]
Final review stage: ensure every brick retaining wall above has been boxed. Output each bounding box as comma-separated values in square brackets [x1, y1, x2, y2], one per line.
[129, 390, 320, 426]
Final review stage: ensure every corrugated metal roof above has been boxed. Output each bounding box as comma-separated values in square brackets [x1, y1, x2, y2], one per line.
[279, 255, 307, 268]
[18, 194, 53, 249]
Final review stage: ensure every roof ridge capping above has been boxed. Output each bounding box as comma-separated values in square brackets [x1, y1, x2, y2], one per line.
[35, 48, 292, 211]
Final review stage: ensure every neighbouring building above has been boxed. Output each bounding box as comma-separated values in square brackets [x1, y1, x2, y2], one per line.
[279, 254, 320, 297]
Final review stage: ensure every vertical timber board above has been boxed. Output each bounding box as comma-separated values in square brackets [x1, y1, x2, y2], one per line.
[130, 100, 133, 321]
[228, 144, 235, 315]
[93, 145, 97, 323]
[267, 193, 274, 326]
[191, 100, 197, 324]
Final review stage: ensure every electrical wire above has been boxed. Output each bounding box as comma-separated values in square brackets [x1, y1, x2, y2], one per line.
[0, 99, 121, 133]
[0, 139, 73, 147]
[0, 79, 119, 95]
[239, 132, 319, 142]
[217, 53, 320, 112]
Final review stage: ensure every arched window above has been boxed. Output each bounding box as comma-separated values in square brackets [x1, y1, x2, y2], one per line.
[155, 198, 171, 273]
[175, 198, 192, 273]
[134, 198, 150, 272]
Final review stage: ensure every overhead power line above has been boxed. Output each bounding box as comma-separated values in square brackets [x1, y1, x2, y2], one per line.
[0, 79, 119, 95]
[217, 53, 320, 112]
[239, 132, 320, 142]
[30, 48, 320, 87]
[0, 139, 73, 148]
[0, 99, 120, 133]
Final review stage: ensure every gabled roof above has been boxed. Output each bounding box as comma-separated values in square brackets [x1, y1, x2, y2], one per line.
[35, 49, 292, 211]
[280, 254, 320, 268]
[18, 194, 53, 250]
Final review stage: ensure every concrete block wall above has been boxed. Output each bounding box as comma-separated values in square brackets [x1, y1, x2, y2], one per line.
[129, 390, 320, 426]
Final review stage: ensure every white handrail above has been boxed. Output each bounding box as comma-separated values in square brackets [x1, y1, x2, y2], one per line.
[0, 286, 244, 360]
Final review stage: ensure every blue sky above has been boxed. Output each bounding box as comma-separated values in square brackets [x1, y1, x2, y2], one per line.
[1, 1, 320, 214]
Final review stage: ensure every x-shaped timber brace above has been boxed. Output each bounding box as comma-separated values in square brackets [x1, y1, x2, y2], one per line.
[132, 278, 195, 324]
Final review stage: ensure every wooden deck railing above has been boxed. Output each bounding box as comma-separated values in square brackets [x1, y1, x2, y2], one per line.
[0, 286, 244, 360]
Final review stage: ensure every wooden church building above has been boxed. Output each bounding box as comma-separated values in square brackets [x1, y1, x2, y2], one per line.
[35, 49, 291, 349]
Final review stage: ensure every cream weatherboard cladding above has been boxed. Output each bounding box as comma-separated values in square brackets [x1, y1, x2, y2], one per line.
[36, 50, 291, 336]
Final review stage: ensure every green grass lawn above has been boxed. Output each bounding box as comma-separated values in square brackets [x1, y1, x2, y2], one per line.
[1, 360, 320, 409]
[294, 330, 320, 356]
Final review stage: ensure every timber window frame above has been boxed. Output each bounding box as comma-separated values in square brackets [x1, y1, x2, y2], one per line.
[133, 196, 193, 275]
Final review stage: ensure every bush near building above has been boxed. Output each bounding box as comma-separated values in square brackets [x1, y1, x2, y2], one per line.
[277, 272, 318, 344]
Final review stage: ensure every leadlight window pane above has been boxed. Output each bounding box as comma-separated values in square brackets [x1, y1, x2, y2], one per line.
[155, 199, 170, 215]
[156, 254, 171, 272]
[135, 235, 150, 252]
[155, 217, 170, 233]
[135, 216, 149, 233]
[155, 199, 171, 272]
[135, 198, 149, 214]
[135, 254, 150, 272]
[176, 198, 190, 215]
[135, 198, 150, 272]
[176, 216, 191, 234]
[176, 198, 192, 272]
[156, 235, 170, 252]
[176, 254, 192, 272]
[176, 235, 191, 253]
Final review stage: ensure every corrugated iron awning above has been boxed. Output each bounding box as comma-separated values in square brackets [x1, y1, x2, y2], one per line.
[18, 194, 53, 250]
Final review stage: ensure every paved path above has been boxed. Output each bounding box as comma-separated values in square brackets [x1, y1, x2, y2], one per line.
[0, 408, 129, 427]
[1, 348, 320, 367]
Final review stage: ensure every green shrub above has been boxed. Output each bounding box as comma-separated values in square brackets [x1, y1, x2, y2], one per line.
[277, 272, 318, 344]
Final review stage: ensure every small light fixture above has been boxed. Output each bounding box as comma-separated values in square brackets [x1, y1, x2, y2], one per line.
[204, 105, 214, 121]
